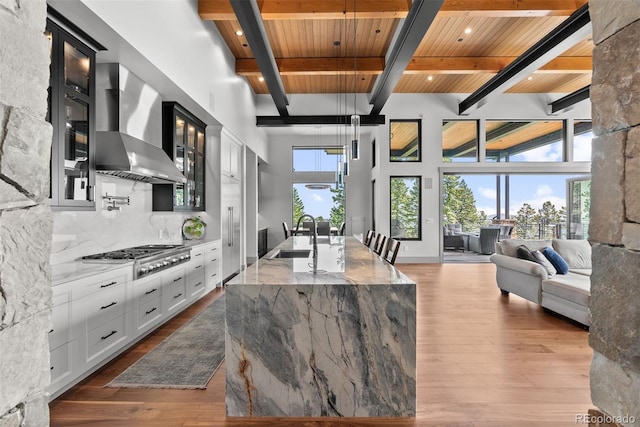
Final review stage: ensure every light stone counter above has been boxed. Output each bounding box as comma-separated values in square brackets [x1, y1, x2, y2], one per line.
[225, 236, 416, 417]
[51, 260, 133, 286]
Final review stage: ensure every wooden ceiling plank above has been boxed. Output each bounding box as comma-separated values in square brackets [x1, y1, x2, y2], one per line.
[439, 0, 589, 17]
[199, 0, 411, 20]
[237, 57, 384, 75]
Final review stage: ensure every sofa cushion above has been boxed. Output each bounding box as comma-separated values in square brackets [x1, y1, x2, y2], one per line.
[552, 239, 592, 269]
[542, 274, 590, 307]
[499, 239, 553, 258]
[532, 249, 557, 276]
[516, 245, 538, 263]
[569, 268, 592, 276]
[542, 247, 570, 274]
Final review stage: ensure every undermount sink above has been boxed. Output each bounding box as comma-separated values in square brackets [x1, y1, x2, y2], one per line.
[270, 249, 311, 259]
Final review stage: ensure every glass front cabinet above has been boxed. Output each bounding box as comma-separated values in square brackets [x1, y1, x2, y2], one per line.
[153, 102, 206, 212]
[46, 19, 97, 209]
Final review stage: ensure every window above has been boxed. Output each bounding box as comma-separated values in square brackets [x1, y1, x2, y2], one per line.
[390, 120, 421, 162]
[442, 120, 477, 162]
[292, 183, 344, 228]
[573, 121, 593, 161]
[46, 19, 97, 209]
[390, 176, 421, 240]
[486, 120, 564, 162]
[292, 147, 344, 172]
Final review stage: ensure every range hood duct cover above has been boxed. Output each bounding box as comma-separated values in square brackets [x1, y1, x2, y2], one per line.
[94, 63, 186, 184]
[95, 131, 187, 184]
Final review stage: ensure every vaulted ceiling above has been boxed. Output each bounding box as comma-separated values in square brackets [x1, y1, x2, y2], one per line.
[199, 0, 592, 111]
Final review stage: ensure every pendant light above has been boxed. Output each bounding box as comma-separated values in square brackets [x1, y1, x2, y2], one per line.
[350, 0, 360, 161]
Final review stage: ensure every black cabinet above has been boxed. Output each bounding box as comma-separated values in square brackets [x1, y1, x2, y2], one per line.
[153, 102, 206, 211]
[46, 18, 97, 209]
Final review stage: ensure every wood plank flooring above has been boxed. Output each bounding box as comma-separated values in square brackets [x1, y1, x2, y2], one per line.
[49, 263, 593, 426]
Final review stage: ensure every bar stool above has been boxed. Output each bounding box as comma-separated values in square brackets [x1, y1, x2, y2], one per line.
[373, 233, 387, 255]
[384, 238, 401, 265]
[363, 230, 375, 246]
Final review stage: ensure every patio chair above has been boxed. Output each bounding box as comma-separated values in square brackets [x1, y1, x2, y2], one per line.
[468, 227, 501, 255]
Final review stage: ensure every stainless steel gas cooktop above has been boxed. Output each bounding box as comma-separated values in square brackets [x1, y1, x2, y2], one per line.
[81, 244, 191, 279]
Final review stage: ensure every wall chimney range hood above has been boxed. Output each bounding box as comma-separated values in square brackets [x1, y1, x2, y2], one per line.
[95, 131, 186, 184]
[95, 63, 186, 184]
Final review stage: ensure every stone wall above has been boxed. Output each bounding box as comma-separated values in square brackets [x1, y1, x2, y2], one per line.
[0, 0, 53, 425]
[589, 1, 640, 426]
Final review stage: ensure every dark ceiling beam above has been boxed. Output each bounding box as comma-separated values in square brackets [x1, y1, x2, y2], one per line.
[458, 3, 591, 115]
[368, 0, 444, 115]
[256, 115, 386, 127]
[229, 0, 289, 116]
[549, 85, 590, 113]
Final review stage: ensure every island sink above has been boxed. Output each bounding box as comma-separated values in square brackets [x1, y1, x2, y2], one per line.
[269, 249, 311, 259]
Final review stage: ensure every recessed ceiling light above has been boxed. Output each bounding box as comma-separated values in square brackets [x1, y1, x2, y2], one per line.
[427, 75, 433, 81]
[258, 76, 265, 82]
[235, 30, 243, 36]
[464, 27, 472, 34]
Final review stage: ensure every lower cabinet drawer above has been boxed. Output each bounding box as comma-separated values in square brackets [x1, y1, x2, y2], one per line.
[137, 295, 162, 331]
[164, 279, 187, 313]
[49, 342, 73, 386]
[86, 314, 127, 363]
[82, 283, 127, 333]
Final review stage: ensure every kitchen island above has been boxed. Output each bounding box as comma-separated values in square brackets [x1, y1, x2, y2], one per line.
[225, 236, 416, 417]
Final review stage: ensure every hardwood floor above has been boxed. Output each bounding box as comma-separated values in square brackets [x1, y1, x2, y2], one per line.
[49, 263, 593, 426]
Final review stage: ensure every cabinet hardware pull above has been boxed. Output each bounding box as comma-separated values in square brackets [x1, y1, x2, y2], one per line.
[146, 307, 157, 315]
[211, 273, 217, 277]
[195, 282, 202, 287]
[173, 277, 182, 282]
[49, 329, 54, 334]
[145, 288, 157, 295]
[212, 258, 217, 262]
[100, 301, 117, 310]
[195, 253, 203, 257]
[101, 330, 117, 340]
[174, 293, 183, 299]
[51, 366, 54, 370]
[195, 265, 202, 269]
[100, 281, 118, 288]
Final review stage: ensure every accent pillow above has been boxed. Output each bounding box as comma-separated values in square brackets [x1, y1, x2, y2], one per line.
[542, 247, 569, 275]
[532, 249, 557, 276]
[516, 245, 538, 263]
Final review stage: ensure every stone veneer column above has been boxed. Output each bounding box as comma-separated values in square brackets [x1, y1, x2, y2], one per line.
[589, 1, 640, 426]
[0, 0, 53, 425]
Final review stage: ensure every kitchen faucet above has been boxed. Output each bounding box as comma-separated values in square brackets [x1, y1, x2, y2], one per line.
[295, 214, 318, 274]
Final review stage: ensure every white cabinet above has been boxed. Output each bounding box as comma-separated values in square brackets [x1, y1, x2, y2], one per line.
[204, 240, 222, 290]
[163, 267, 187, 314]
[186, 246, 206, 300]
[48, 265, 132, 398]
[133, 274, 163, 334]
[221, 137, 242, 179]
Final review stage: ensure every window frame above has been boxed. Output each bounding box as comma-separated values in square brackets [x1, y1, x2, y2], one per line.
[389, 119, 422, 163]
[389, 175, 422, 241]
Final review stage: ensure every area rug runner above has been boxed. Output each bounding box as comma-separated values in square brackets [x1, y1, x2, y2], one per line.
[106, 296, 225, 389]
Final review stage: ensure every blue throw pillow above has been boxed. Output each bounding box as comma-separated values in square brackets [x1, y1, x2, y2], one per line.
[542, 247, 569, 275]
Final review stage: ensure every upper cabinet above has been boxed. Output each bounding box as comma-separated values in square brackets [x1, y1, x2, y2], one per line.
[46, 19, 97, 209]
[221, 137, 242, 179]
[153, 102, 206, 212]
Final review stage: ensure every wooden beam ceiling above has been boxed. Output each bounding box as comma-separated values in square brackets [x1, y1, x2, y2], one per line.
[236, 56, 591, 76]
[199, 0, 411, 20]
[199, 0, 588, 21]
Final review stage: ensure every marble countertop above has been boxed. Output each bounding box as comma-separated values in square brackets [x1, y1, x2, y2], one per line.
[181, 236, 220, 248]
[227, 236, 414, 286]
[51, 261, 133, 286]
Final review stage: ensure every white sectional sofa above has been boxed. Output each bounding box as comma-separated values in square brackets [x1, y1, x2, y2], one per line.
[489, 238, 592, 327]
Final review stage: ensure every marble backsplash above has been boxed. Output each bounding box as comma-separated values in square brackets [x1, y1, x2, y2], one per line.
[50, 175, 213, 265]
